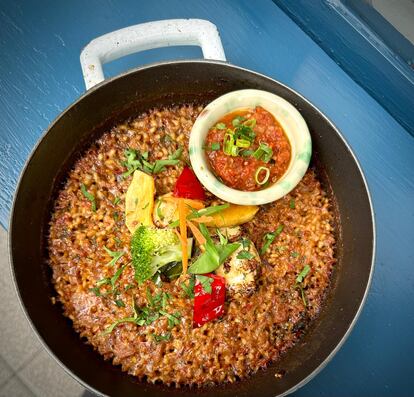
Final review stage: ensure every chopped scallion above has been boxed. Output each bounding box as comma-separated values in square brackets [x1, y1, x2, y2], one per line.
[232, 115, 246, 126]
[211, 142, 220, 151]
[236, 138, 251, 148]
[255, 166, 270, 185]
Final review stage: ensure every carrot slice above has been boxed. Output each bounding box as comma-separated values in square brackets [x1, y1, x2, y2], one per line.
[178, 198, 188, 274]
[186, 220, 206, 247]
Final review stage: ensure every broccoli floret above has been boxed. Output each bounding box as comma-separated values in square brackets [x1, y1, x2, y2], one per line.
[131, 225, 192, 283]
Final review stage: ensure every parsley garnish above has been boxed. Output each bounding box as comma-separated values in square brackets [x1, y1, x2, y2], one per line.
[241, 237, 251, 249]
[180, 275, 195, 299]
[289, 199, 295, 209]
[215, 122, 226, 130]
[121, 148, 181, 178]
[152, 332, 171, 343]
[113, 197, 121, 205]
[80, 184, 96, 212]
[291, 251, 300, 258]
[296, 265, 311, 283]
[114, 299, 125, 307]
[260, 225, 284, 255]
[90, 264, 127, 297]
[237, 250, 255, 260]
[102, 289, 181, 335]
[103, 246, 124, 267]
[196, 275, 214, 294]
[295, 265, 311, 307]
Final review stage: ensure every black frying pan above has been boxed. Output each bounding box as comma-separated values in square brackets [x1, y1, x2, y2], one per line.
[9, 20, 375, 397]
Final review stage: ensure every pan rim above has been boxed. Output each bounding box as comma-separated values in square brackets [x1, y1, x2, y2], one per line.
[8, 59, 376, 397]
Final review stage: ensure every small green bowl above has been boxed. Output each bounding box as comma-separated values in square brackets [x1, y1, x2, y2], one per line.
[189, 89, 312, 205]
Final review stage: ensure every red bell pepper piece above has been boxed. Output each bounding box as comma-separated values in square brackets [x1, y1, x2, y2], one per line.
[193, 274, 225, 328]
[173, 167, 206, 201]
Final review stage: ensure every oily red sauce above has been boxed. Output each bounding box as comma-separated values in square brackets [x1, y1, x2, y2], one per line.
[205, 106, 291, 191]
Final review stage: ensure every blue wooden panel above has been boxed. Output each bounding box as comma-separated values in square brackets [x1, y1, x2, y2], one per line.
[274, 0, 414, 137]
[0, 0, 413, 396]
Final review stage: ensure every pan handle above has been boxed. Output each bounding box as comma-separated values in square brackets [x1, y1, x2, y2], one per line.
[80, 19, 226, 90]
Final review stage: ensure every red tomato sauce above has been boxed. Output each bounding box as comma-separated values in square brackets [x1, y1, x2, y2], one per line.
[205, 106, 291, 191]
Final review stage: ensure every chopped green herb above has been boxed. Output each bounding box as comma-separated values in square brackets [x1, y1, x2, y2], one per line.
[216, 228, 228, 245]
[234, 124, 255, 143]
[103, 246, 124, 267]
[90, 264, 127, 298]
[232, 115, 246, 126]
[216, 122, 226, 130]
[161, 134, 173, 144]
[113, 197, 121, 205]
[114, 299, 125, 307]
[152, 159, 180, 174]
[160, 310, 181, 328]
[296, 265, 311, 284]
[103, 289, 180, 335]
[241, 149, 254, 157]
[122, 148, 181, 177]
[211, 142, 220, 151]
[295, 265, 311, 307]
[180, 275, 195, 299]
[113, 211, 119, 222]
[124, 284, 135, 291]
[169, 147, 183, 160]
[291, 251, 300, 258]
[196, 275, 214, 294]
[252, 143, 273, 163]
[80, 184, 96, 212]
[152, 332, 171, 343]
[142, 202, 149, 210]
[241, 237, 251, 249]
[114, 237, 121, 246]
[298, 284, 307, 306]
[237, 250, 255, 260]
[290, 199, 296, 209]
[110, 264, 127, 286]
[260, 225, 284, 255]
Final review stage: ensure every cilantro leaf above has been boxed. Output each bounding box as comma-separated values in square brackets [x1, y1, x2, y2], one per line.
[196, 275, 214, 294]
[81, 184, 97, 212]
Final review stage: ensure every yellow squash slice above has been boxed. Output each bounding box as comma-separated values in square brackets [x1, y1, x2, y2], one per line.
[204, 204, 259, 228]
[125, 170, 155, 233]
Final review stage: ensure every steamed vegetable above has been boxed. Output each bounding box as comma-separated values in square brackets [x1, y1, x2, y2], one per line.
[125, 170, 155, 232]
[131, 225, 192, 283]
[173, 167, 206, 200]
[193, 273, 226, 328]
[188, 224, 240, 274]
[153, 194, 204, 228]
[203, 204, 259, 228]
[215, 238, 260, 297]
